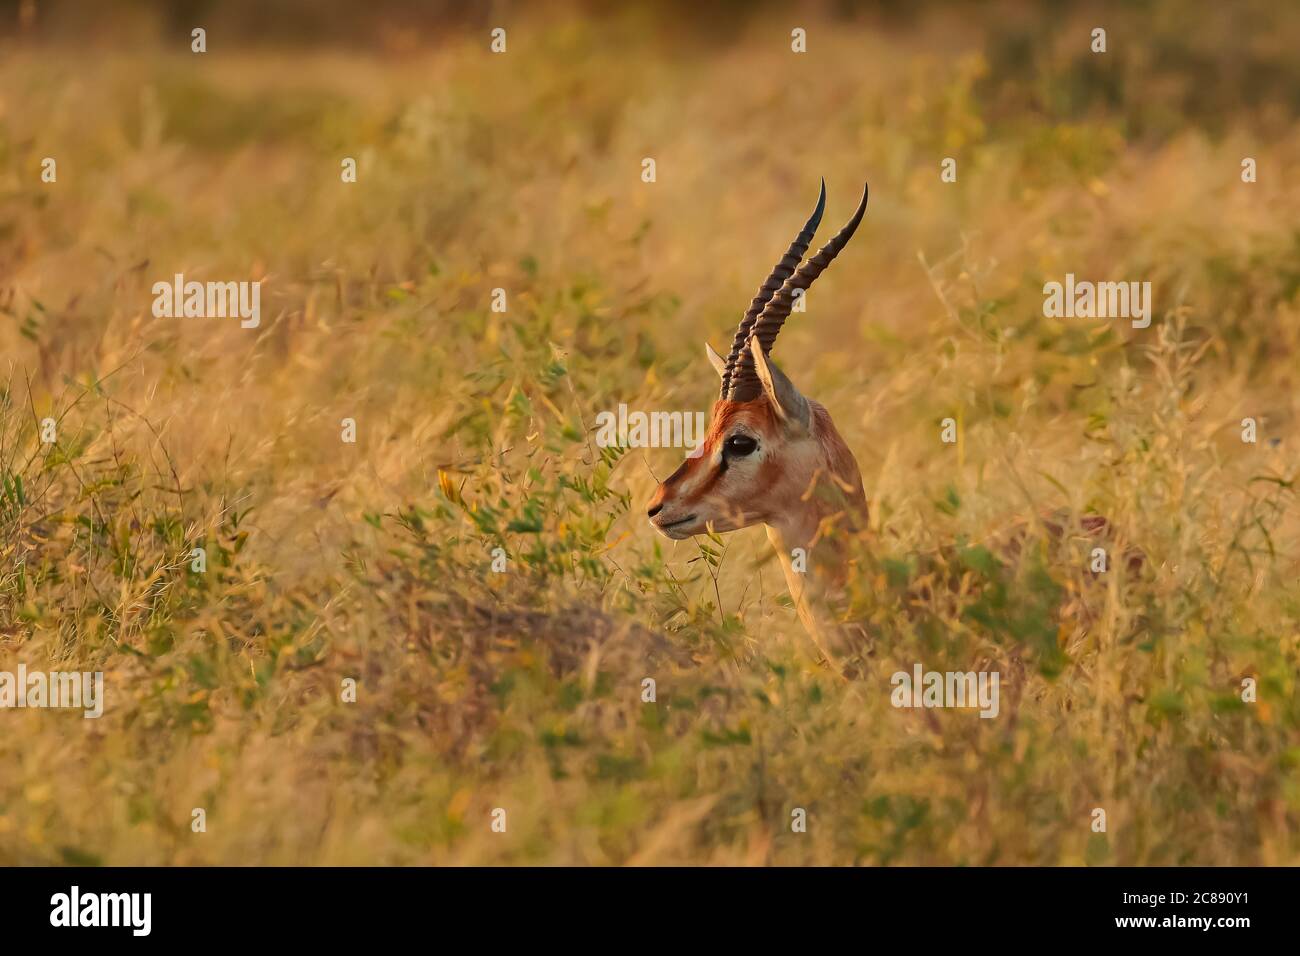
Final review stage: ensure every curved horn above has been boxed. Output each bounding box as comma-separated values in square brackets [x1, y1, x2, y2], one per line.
[727, 182, 869, 403]
[719, 179, 826, 398]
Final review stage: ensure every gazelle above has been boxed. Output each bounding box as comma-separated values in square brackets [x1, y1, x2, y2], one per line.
[645, 181, 1139, 675]
[646, 180, 871, 669]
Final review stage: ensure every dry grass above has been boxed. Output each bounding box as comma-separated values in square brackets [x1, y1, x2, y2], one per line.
[1, 1, 1298, 865]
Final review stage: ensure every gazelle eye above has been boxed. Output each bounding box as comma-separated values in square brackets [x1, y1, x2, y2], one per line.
[724, 434, 758, 457]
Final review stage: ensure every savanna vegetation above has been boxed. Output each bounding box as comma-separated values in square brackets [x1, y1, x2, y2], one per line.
[1, 0, 1297, 865]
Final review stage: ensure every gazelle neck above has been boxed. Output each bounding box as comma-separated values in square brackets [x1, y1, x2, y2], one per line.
[762, 401, 868, 670]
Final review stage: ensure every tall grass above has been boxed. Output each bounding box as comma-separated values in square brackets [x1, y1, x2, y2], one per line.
[0, 1, 1297, 864]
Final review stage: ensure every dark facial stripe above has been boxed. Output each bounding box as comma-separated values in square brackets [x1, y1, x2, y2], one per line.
[691, 456, 727, 499]
[662, 460, 691, 487]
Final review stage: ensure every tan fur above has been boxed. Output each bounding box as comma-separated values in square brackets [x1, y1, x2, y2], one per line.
[648, 358, 1137, 677]
[647, 390, 868, 670]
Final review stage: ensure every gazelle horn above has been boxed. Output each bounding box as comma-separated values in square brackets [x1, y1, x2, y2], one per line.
[719, 179, 826, 398]
[727, 183, 869, 403]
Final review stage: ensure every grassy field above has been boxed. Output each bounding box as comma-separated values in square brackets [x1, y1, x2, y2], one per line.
[1, 1, 1298, 865]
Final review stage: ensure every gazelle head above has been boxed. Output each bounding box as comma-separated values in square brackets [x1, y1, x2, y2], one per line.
[647, 180, 870, 542]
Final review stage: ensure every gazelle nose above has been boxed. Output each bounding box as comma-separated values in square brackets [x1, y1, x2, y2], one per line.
[647, 503, 664, 519]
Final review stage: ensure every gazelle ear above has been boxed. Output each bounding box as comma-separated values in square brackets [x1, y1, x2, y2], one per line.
[705, 341, 727, 378]
[749, 335, 810, 431]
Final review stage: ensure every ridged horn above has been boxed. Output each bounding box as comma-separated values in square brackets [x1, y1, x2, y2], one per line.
[727, 182, 869, 403]
[718, 179, 826, 398]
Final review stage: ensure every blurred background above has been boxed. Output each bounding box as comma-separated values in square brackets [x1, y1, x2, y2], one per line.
[0, 0, 1297, 865]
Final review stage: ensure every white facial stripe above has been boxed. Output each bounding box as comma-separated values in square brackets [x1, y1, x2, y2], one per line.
[678, 457, 718, 499]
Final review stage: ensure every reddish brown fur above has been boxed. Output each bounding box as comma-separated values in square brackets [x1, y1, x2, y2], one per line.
[646, 399, 777, 513]
[647, 396, 867, 540]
